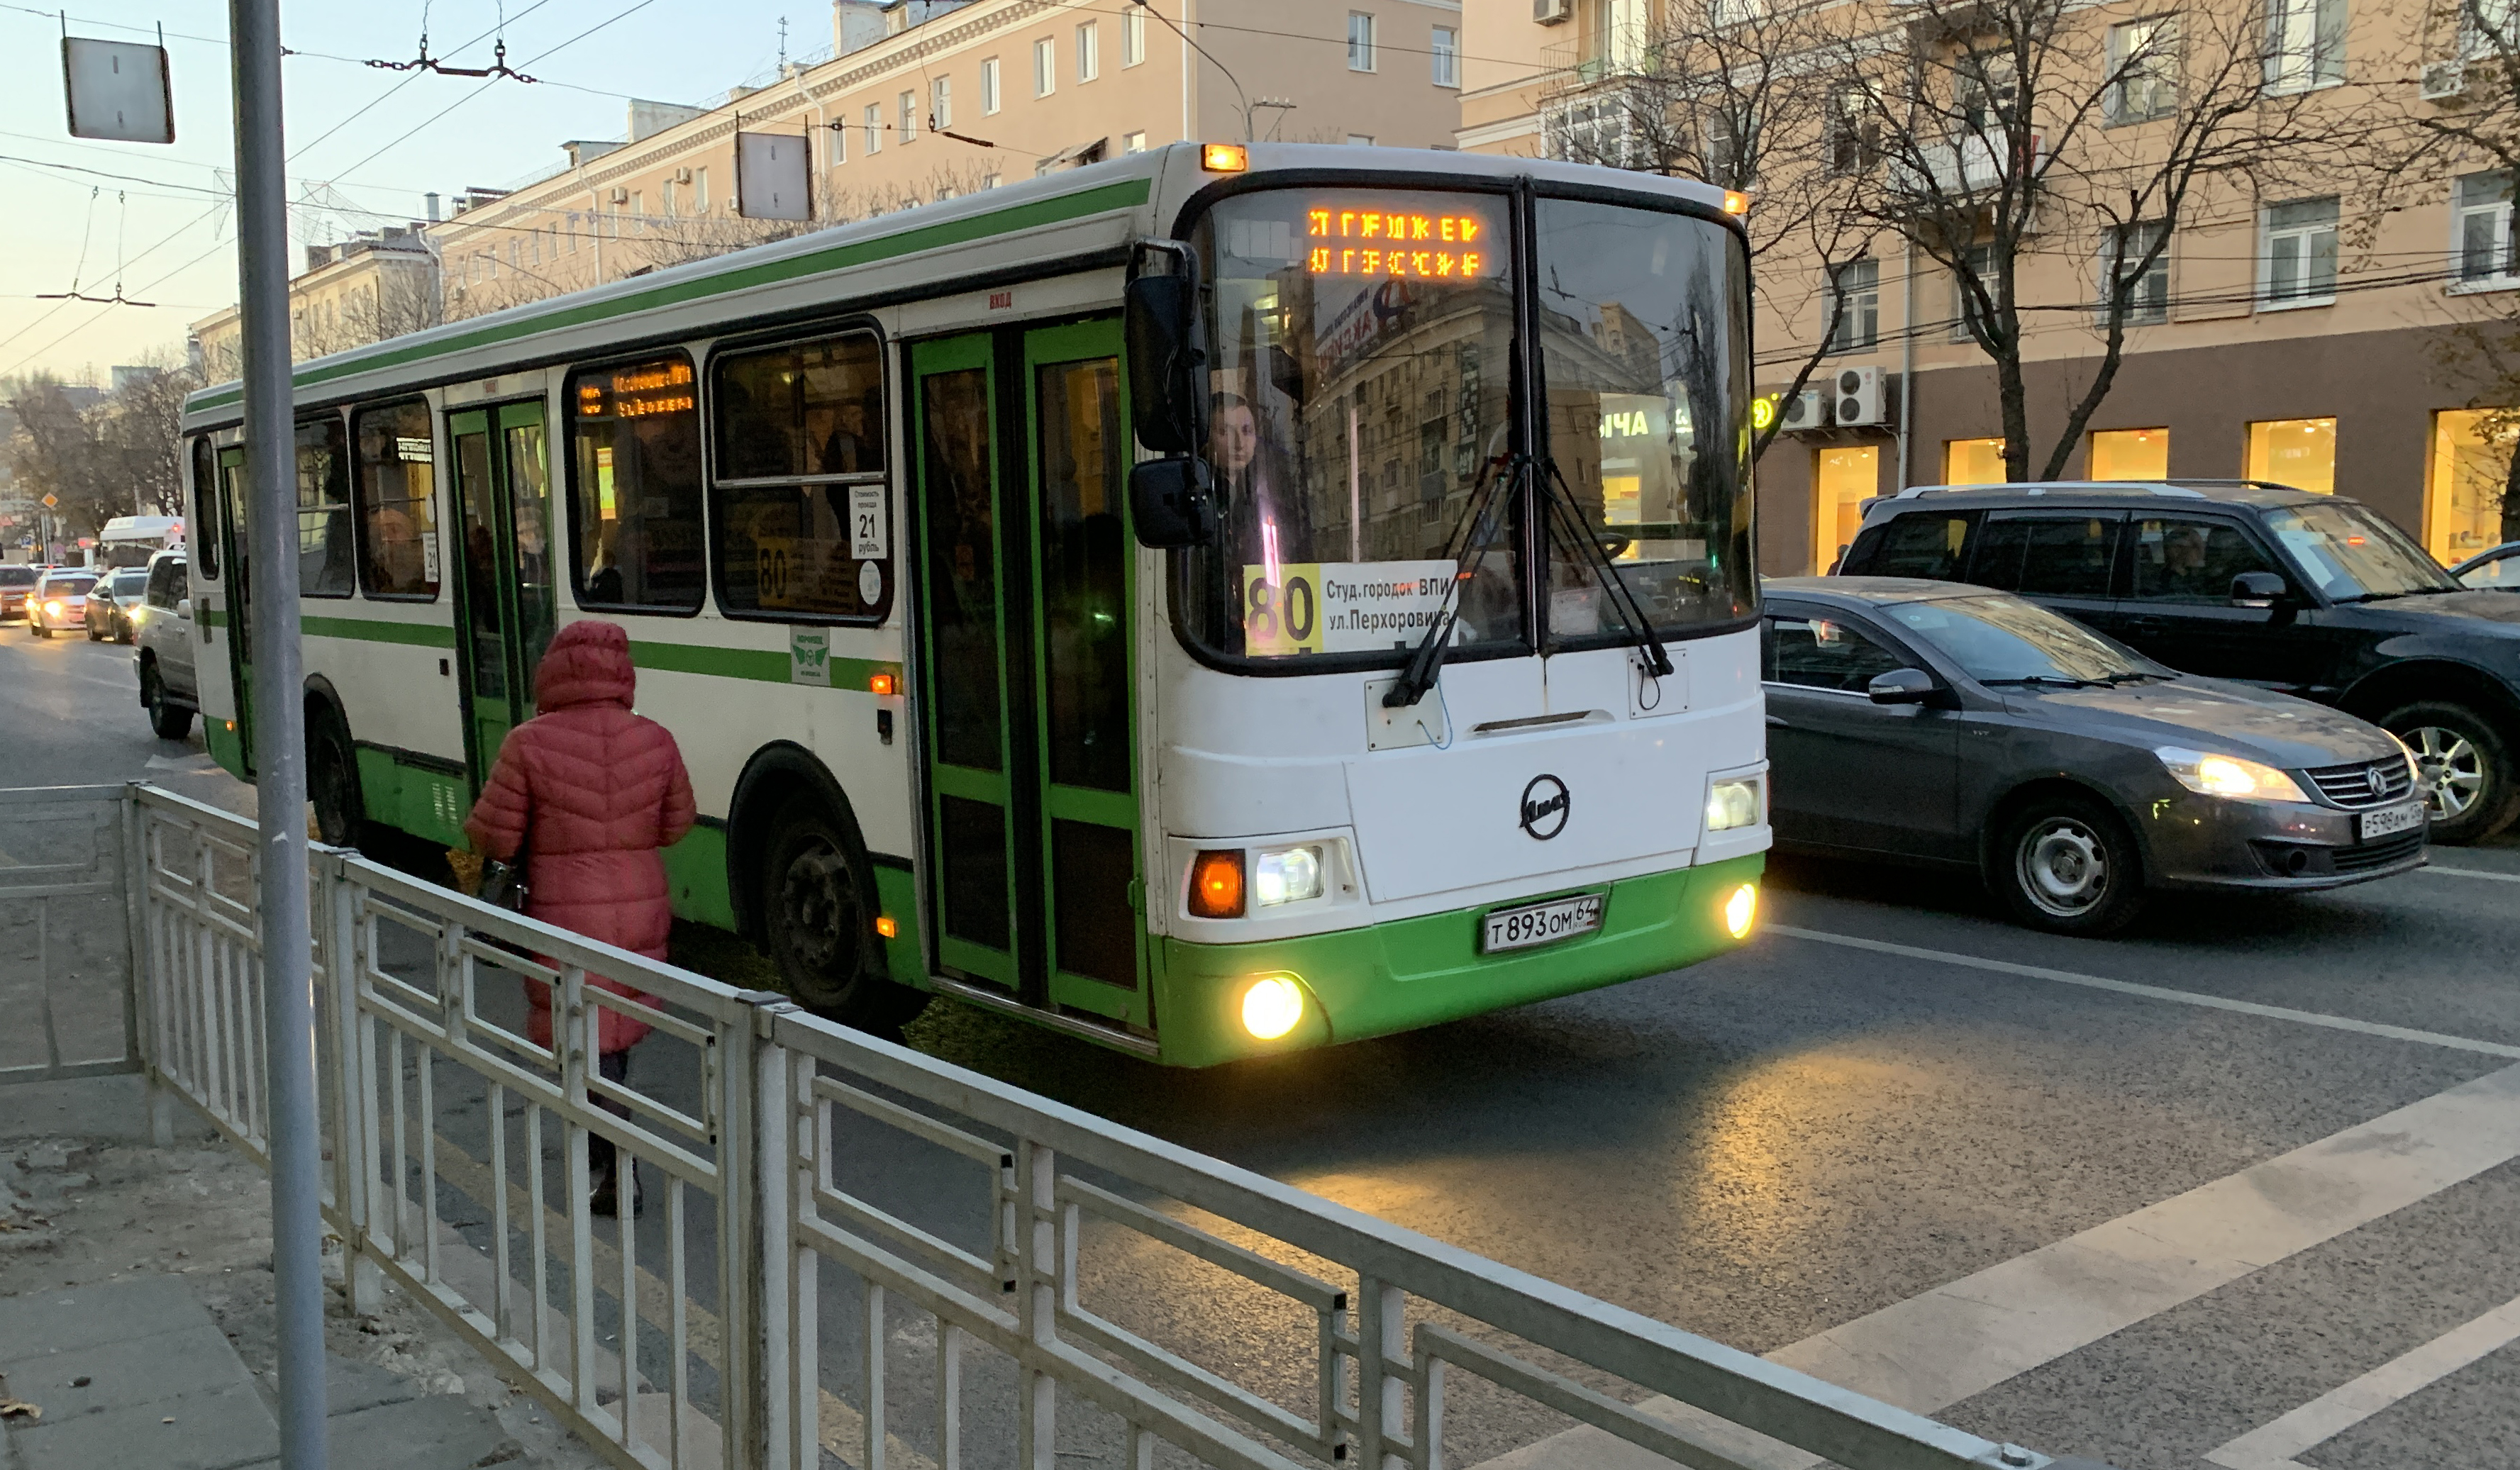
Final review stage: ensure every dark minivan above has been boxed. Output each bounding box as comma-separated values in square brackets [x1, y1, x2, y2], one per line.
[1838, 481, 2520, 842]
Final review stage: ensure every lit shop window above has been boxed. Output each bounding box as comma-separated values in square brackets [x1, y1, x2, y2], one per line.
[2089, 427, 2169, 481]
[1944, 437, 2006, 485]
[2246, 417, 2336, 496]
[2429, 409, 2517, 562]
[1814, 445, 1879, 572]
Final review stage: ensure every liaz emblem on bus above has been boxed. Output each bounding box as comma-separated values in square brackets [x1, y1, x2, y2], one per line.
[1304, 205, 1492, 279]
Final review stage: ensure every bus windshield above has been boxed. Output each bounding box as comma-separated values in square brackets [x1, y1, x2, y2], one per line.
[1182, 188, 1522, 664]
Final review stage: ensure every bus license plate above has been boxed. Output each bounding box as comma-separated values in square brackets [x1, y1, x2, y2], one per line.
[1482, 894, 1604, 954]
[2359, 802, 2425, 842]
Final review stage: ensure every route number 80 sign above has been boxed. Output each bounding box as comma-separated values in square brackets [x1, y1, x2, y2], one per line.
[1241, 559, 1455, 658]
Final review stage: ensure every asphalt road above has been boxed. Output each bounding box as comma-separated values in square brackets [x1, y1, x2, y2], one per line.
[10, 623, 2518, 1470]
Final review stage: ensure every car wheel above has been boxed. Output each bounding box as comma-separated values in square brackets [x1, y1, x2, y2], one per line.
[761, 802, 927, 1035]
[143, 664, 194, 740]
[1991, 795, 2146, 936]
[306, 711, 364, 848]
[2384, 701, 2519, 845]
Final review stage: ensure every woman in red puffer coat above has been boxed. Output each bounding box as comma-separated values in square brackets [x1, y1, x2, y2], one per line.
[464, 618, 694, 1216]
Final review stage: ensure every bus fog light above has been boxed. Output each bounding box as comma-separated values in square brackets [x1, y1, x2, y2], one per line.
[1253, 844, 1323, 907]
[1723, 883, 1758, 940]
[1706, 777, 1761, 832]
[1240, 976, 1305, 1040]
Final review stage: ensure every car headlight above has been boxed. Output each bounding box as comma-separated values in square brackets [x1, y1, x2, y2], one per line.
[1706, 776, 1763, 832]
[43, 600, 62, 617]
[1253, 844, 1325, 907]
[2155, 746, 2310, 803]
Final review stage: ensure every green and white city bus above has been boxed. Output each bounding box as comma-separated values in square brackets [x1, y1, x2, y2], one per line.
[176, 141, 1768, 1066]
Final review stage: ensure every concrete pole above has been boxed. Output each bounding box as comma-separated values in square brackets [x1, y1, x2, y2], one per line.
[226, 0, 331, 1463]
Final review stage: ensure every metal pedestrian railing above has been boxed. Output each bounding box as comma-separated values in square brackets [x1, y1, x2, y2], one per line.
[4, 782, 2108, 1470]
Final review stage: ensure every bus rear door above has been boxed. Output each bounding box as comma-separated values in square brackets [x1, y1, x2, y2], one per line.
[447, 402, 557, 794]
[909, 322, 1146, 1031]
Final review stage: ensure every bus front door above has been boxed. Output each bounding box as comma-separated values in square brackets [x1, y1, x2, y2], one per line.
[213, 445, 254, 772]
[447, 403, 558, 796]
[910, 323, 1147, 1031]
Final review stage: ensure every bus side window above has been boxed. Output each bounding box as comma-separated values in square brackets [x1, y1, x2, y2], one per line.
[190, 438, 218, 581]
[351, 399, 442, 600]
[296, 416, 355, 598]
[566, 355, 707, 614]
[707, 330, 892, 624]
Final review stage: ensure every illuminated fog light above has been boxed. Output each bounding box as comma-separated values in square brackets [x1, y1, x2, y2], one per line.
[1706, 777, 1761, 832]
[1240, 976, 1305, 1041]
[1253, 844, 1324, 907]
[1723, 883, 1758, 940]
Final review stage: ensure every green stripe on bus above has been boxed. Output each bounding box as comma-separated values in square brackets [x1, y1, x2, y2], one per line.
[189, 177, 1153, 412]
[200, 607, 226, 626]
[301, 615, 457, 648]
[626, 639, 901, 690]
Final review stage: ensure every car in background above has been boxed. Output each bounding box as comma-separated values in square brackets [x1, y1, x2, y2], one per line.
[1763, 578, 2426, 935]
[132, 550, 195, 739]
[2450, 542, 2520, 591]
[1836, 481, 2520, 844]
[26, 569, 97, 638]
[0, 564, 34, 622]
[84, 567, 152, 643]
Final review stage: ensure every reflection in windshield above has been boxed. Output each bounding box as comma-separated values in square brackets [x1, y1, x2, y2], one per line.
[1882, 594, 2150, 684]
[1182, 190, 1521, 662]
[1537, 199, 1755, 642]
[2265, 502, 2458, 601]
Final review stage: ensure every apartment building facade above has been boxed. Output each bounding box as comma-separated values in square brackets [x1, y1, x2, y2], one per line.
[427, 0, 1472, 319]
[190, 226, 438, 379]
[1460, 0, 2520, 575]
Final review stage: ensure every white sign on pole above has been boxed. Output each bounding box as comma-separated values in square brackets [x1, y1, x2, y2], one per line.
[736, 131, 811, 221]
[62, 37, 174, 145]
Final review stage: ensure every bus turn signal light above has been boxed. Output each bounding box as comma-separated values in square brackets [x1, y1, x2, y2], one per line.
[875, 915, 899, 939]
[1201, 142, 1248, 173]
[1188, 850, 1246, 918]
[869, 672, 897, 696]
[1723, 190, 1751, 216]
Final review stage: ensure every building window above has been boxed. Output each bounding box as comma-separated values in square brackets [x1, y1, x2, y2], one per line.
[352, 398, 439, 600]
[567, 355, 706, 614]
[662, 177, 678, 216]
[2260, 197, 2339, 307]
[1953, 243, 2003, 343]
[2105, 17, 2179, 123]
[1432, 26, 1460, 87]
[831, 118, 847, 163]
[900, 91, 918, 141]
[1123, 9, 1146, 66]
[2429, 410, 2516, 560]
[1348, 11, 1377, 72]
[1347, 133, 1375, 145]
[2099, 222, 2170, 325]
[2265, 0, 2345, 93]
[1123, 130, 1148, 154]
[2457, 172, 2515, 282]
[1814, 445, 1880, 572]
[982, 56, 1001, 114]
[1945, 438, 2008, 484]
[1827, 259, 1880, 352]
[933, 75, 952, 130]
[864, 104, 882, 155]
[695, 167, 709, 213]
[2248, 417, 2338, 495]
[982, 172, 1002, 190]
[1827, 84, 1880, 174]
[1036, 37, 1056, 96]
[2089, 428, 2170, 481]
[1077, 22, 1099, 82]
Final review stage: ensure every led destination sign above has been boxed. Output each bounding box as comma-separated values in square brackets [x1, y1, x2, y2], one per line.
[577, 360, 696, 420]
[1302, 204, 1493, 279]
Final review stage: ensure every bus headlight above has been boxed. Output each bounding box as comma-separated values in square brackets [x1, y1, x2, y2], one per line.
[1240, 976, 1305, 1040]
[1723, 883, 1758, 940]
[1253, 844, 1323, 907]
[1706, 776, 1763, 832]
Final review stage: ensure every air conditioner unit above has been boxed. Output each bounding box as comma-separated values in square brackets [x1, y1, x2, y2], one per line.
[1534, 0, 1572, 23]
[2421, 61, 2468, 102]
[1778, 388, 1825, 432]
[608, 186, 630, 204]
[1833, 367, 1887, 428]
[673, 167, 694, 184]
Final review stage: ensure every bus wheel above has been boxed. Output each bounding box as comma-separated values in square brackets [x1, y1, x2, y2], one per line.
[762, 806, 926, 1034]
[307, 712, 364, 848]
[143, 664, 192, 740]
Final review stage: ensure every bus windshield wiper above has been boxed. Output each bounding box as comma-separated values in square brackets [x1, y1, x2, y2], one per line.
[1538, 457, 1675, 680]
[1384, 452, 1524, 709]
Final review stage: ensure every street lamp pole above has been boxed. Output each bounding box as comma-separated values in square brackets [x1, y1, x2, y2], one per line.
[226, 0, 331, 1461]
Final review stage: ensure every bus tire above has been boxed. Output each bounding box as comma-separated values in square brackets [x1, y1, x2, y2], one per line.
[143, 663, 192, 740]
[307, 706, 365, 849]
[760, 802, 926, 1035]
[1989, 792, 2146, 937]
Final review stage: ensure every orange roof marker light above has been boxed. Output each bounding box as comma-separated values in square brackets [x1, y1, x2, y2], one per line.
[1201, 142, 1249, 173]
[1723, 190, 1752, 216]
[869, 671, 897, 696]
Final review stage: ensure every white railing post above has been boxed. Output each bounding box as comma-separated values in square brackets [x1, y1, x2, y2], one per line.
[743, 996, 798, 1470]
[1015, 1137, 1058, 1470]
[788, 1047, 821, 1470]
[327, 852, 383, 1316]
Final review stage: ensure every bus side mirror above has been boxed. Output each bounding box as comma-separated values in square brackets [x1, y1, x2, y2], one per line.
[1125, 246, 1206, 456]
[1129, 458, 1216, 550]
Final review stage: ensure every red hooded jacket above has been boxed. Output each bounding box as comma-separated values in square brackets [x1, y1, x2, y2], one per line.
[463, 619, 696, 1054]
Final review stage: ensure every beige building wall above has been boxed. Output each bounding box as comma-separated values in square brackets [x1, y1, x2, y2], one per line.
[188, 232, 438, 379]
[430, 0, 1470, 320]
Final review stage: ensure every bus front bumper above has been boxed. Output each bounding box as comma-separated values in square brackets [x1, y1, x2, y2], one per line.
[1150, 853, 1765, 1068]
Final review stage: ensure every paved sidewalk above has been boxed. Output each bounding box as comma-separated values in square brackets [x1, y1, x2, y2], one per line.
[0, 1076, 610, 1470]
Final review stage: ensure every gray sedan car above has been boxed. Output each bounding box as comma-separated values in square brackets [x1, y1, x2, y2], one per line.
[1763, 578, 2427, 934]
